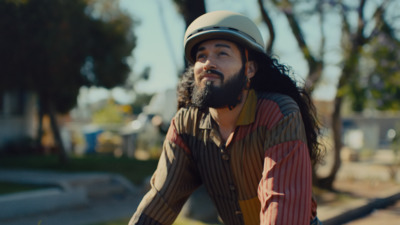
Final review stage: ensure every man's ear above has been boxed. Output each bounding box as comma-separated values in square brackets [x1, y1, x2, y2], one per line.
[246, 61, 257, 79]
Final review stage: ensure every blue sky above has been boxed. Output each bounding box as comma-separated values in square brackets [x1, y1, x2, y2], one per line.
[120, 0, 184, 94]
[81, 0, 341, 105]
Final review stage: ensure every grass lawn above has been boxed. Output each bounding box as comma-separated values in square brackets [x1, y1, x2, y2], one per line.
[90, 215, 219, 225]
[0, 154, 158, 185]
[0, 182, 44, 195]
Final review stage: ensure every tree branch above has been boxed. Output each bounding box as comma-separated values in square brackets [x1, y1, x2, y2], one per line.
[365, 0, 389, 41]
[277, 1, 322, 91]
[317, 1, 326, 60]
[173, 0, 206, 27]
[339, 0, 352, 55]
[257, 0, 275, 54]
[355, 0, 367, 45]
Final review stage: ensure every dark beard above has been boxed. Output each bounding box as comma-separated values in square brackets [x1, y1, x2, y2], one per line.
[191, 66, 247, 110]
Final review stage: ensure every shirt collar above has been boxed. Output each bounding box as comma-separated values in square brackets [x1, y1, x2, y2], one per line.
[199, 89, 257, 129]
[236, 89, 257, 126]
[199, 109, 213, 129]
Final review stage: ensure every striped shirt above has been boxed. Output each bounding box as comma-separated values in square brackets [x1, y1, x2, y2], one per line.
[130, 89, 318, 225]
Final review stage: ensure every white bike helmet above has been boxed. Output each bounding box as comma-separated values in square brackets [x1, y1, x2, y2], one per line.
[184, 10, 265, 63]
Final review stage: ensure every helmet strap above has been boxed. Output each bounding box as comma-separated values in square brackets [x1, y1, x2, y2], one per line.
[244, 48, 249, 76]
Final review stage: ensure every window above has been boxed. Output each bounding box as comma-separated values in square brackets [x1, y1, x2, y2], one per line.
[0, 90, 25, 116]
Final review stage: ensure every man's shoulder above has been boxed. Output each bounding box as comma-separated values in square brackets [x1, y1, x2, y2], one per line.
[173, 107, 207, 135]
[176, 106, 201, 117]
[174, 106, 204, 123]
[256, 92, 300, 116]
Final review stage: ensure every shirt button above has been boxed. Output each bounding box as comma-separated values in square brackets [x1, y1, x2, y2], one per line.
[222, 154, 230, 161]
[229, 184, 236, 191]
[235, 210, 242, 215]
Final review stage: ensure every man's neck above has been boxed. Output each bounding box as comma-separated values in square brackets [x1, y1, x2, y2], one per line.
[209, 90, 249, 142]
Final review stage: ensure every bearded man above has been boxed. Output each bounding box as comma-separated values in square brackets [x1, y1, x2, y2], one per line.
[130, 10, 323, 225]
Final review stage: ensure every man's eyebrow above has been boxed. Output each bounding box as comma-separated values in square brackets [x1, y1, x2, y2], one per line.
[197, 46, 205, 52]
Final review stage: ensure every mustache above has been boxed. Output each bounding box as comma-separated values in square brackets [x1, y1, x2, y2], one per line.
[200, 69, 224, 80]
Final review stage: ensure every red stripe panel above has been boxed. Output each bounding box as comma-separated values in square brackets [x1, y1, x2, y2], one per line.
[166, 119, 191, 154]
[258, 140, 312, 225]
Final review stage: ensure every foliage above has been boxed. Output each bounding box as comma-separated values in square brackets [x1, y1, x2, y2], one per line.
[0, 136, 41, 155]
[92, 99, 125, 125]
[0, 0, 136, 113]
[361, 35, 400, 111]
[0, 0, 136, 160]
[131, 93, 153, 115]
[258, 0, 400, 112]
[174, 0, 400, 190]
[262, 0, 400, 189]
[0, 182, 43, 195]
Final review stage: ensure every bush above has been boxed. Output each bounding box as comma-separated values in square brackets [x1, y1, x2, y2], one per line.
[0, 136, 42, 156]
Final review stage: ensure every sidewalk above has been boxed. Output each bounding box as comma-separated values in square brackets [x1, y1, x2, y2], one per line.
[0, 169, 142, 225]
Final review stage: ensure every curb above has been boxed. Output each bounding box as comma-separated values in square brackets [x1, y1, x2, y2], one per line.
[0, 187, 89, 220]
[0, 169, 139, 221]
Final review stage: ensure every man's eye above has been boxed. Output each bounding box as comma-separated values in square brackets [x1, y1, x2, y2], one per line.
[218, 51, 228, 56]
[196, 53, 206, 60]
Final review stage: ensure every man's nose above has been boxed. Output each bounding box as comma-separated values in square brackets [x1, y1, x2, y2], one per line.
[203, 58, 217, 71]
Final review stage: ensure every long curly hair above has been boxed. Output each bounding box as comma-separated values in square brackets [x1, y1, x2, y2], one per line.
[177, 49, 323, 165]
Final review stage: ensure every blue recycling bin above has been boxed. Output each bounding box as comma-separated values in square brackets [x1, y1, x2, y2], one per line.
[84, 129, 103, 153]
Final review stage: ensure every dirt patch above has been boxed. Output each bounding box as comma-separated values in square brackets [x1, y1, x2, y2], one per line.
[315, 178, 400, 223]
[333, 179, 400, 199]
[345, 200, 400, 225]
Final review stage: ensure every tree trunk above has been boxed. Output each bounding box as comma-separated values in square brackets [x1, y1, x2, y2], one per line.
[174, 0, 206, 68]
[36, 100, 45, 149]
[48, 102, 68, 164]
[40, 94, 68, 164]
[175, 0, 206, 27]
[316, 96, 343, 190]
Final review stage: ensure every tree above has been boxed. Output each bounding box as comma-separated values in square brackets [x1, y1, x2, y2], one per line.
[358, 17, 400, 111]
[172, 0, 400, 190]
[172, 0, 206, 68]
[319, 0, 398, 189]
[258, 0, 399, 189]
[173, 0, 206, 27]
[0, 0, 136, 163]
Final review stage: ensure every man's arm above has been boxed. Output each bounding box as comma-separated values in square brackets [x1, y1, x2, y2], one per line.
[129, 118, 201, 225]
[258, 110, 313, 225]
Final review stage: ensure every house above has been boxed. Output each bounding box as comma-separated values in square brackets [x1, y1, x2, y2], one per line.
[314, 99, 400, 151]
[0, 90, 37, 149]
[342, 114, 400, 150]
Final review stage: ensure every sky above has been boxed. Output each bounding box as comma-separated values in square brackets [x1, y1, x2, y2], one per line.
[120, 0, 184, 94]
[80, 0, 341, 106]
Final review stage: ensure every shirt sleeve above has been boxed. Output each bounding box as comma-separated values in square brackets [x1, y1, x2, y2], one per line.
[129, 118, 201, 225]
[258, 110, 313, 225]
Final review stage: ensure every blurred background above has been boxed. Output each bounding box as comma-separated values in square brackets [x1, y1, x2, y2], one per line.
[0, 0, 399, 225]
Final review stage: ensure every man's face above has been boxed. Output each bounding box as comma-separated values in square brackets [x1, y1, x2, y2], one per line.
[193, 39, 243, 88]
[191, 39, 247, 109]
